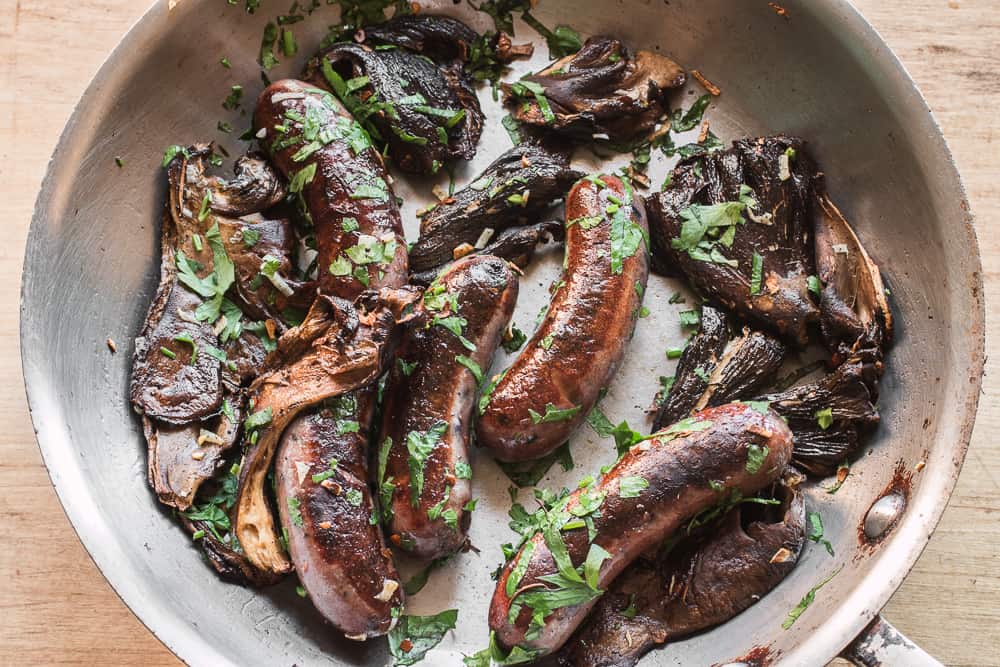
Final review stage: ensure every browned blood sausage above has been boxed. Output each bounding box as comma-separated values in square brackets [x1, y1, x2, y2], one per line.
[274, 389, 401, 640]
[377, 255, 519, 560]
[488, 403, 794, 656]
[249, 79, 408, 635]
[476, 174, 649, 462]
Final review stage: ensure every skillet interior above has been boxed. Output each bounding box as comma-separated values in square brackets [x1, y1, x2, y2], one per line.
[20, 0, 984, 664]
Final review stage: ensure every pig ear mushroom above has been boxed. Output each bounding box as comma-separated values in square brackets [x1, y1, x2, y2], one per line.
[653, 305, 786, 431]
[407, 142, 581, 274]
[560, 473, 806, 667]
[812, 188, 892, 370]
[645, 136, 821, 346]
[758, 359, 880, 477]
[305, 15, 485, 175]
[502, 36, 686, 142]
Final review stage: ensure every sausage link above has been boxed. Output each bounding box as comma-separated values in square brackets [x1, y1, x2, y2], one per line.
[254, 79, 407, 298]
[476, 174, 649, 462]
[488, 403, 794, 655]
[378, 255, 519, 559]
[254, 79, 408, 636]
[274, 388, 403, 639]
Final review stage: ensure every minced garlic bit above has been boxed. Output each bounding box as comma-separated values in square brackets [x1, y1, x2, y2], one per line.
[191, 450, 206, 461]
[106, 338, 117, 353]
[374, 579, 400, 602]
[197, 429, 225, 446]
[778, 153, 791, 181]
[255, 127, 267, 140]
[474, 228, 495, 249]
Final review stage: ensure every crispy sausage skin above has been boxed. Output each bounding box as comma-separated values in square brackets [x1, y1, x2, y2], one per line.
[378, 255, 519, 560]
[254, 79, 407, 298]
[253, 79, 409, 635]
[274, 390, 402, 639]
[488, 403, 794, 656]
[476, 174, 649, 462]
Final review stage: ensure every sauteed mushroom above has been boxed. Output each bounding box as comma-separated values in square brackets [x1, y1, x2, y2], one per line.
[503, 36, 686, 141]
[646, 136, 820, 346]
[408, 142, 581, 273]
[653, 305, 786, 430]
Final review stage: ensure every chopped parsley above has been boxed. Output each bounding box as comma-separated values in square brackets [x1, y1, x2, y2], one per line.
[807, 511, 835, 556]
[244, 406, 273, 431]
[456, 355, 483, 383]
[528, 403, 582, 424]
[745, 443, 769, 474]
[750, 252, 764, 295]
[498, 441, 573, 488]
[782, 568, 842, 629]
[388, 608, 458, 666]
[619, 476, 648, 498]
[406, 422, 448, 506]
[815, 407, 834, 430]
[287, 497, 304, 527]
[502, 324, 527, 353]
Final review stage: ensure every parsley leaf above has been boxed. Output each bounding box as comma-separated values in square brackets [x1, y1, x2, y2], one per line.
[619, 476, 649, 498]
[528, 403, 582, 424]
[406, 422, 448, 505]
[388, 608, 458, 666]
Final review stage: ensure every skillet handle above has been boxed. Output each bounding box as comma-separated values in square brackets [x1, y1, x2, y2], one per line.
[840, 615, 942, 667]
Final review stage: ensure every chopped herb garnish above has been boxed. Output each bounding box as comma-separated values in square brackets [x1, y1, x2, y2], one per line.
[807, 511, 835, 556]
[782, 568, 842, 629]
[678, 309, 701, 328]
[671, 94, 712, 132]
[241, 228, 261, 247]
[160, 346, 176, 360]
[345, 488, 363, 507]
[388, 609, 458, 666]
[528, 403, 582, 424]
[455, 461, 473, 480]
[397, 358, 419, 377]
[815, 407, 834, 430]
[455, 355, 483, 383]
[502, 324, 527, 353]
[619, 476, 649, 498]
[498, 441, 573, 487]
[173, 333, 198, 364]
[750, 252, 764, 295]
[745, 443, 768, 474]
[287, 497, 304, 527]
[807, 274, 822, 298]
[289, 163, 317, 192]
[406, 422, 448, 505]
[245, 406, 273, 431]
[259, 22, 280, 70]
[222, 85, 243, 110]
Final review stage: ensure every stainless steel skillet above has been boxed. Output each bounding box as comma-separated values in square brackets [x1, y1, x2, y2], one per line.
[20, 0, 984, 664]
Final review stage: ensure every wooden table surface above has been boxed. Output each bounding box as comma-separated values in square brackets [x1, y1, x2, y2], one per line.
[1, 1, 997, 665]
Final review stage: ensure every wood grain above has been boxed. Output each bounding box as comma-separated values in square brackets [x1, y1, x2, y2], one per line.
[0, 1, 997, 665]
